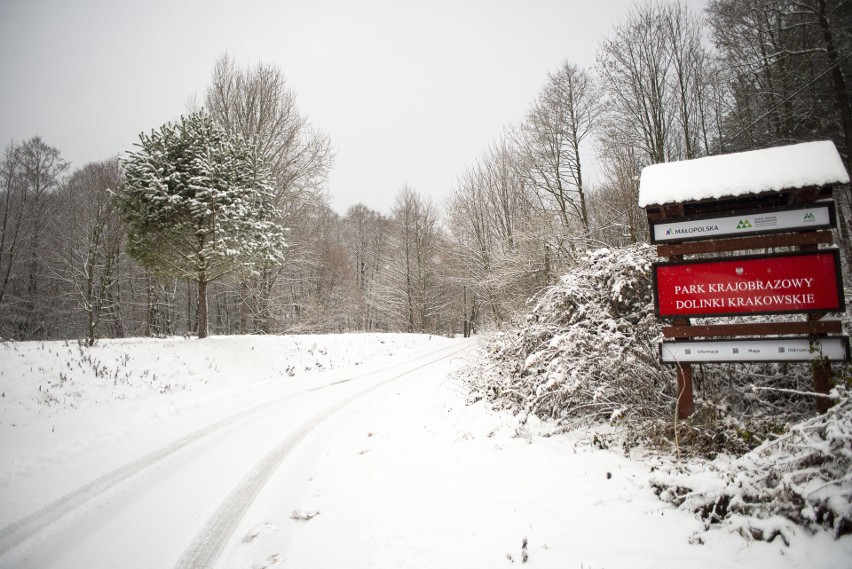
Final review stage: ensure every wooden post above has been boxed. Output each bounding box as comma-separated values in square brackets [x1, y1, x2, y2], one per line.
[801, 240, 834, 413]
[812, 357, 834, 414]
[808, 313, 834, 413]
[676, 363, 695, 419]
[669, 250, 695, 420]
[673, 316, 695, 419]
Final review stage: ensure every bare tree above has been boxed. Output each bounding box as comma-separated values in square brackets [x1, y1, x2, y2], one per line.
[53, 158, 124, 344]
[446, 138, 540, 327]
[0, 142, 26, 313]
[286, 205, 361, 332]
[664, 1, 712, 160]
[374, 187, 446, 333]
[597, 1, 712, 165]
[516, 61, 601, 235]
[0, 137, 68, 338]
[205, 53, 334, 333]
[588, 142, 647, 246]
[206, 54, 333, 205]
[598, 2, 674, 165]
[342, 203, 389, 330]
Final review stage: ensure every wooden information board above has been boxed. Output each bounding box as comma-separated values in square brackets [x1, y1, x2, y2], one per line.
[644, 189, 847, 418]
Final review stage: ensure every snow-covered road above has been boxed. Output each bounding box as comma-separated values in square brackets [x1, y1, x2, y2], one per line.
[0, 338, 470, 568]
[1, 334, 849, 568]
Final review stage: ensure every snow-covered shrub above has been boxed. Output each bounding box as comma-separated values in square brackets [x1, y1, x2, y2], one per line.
[650, 384, 852, 541]
[464, 244, 676, 427]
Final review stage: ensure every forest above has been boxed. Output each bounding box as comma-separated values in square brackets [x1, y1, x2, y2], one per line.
[1, 0, 850, 343]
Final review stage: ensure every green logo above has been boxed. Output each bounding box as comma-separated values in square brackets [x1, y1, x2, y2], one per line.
[736, 219, 753, 229]
[803, 212, 816, 222]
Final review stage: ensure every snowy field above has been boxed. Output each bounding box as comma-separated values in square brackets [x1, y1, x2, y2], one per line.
[0, 333, 849, 568]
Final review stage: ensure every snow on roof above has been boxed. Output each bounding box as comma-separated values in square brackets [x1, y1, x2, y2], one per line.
[638, 140, 850, 207]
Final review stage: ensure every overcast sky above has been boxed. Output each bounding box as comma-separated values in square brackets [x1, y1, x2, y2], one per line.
[1, 0, 707, 215]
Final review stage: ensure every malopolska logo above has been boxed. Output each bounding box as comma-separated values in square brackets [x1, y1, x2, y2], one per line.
[736, 219, 753, 229]
[803, 212, 816, 222]
[666, 224, 720, 236]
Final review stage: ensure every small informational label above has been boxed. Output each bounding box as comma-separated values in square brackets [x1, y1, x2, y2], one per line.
[661, 337, 850, 363]
[651, 202, 835, 243]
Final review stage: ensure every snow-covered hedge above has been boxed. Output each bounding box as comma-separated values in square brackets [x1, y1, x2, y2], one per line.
[651, 384, 852, 540]
[464, 244, 675, 427]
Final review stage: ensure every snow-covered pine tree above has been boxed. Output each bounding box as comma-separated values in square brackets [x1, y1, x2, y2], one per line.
[116, 110, 287, 338]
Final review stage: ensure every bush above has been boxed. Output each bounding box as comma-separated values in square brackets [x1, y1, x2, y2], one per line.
[463, 244, 675, 428]
[651, 384, 852, 540]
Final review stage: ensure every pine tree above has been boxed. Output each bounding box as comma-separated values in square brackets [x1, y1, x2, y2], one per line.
[116, 110, 287, 338]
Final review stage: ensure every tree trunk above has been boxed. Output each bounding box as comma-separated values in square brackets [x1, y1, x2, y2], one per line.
[817, 0, 852, 173]
[197, 276, 208, 339]
[260, 268, 273, 334]
[146, 277, 154, 337]
[240, 279, 249, 334]
[462, 285, 470, 338]
[84, 247, 97, 346]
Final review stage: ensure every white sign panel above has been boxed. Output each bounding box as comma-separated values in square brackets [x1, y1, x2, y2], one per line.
[661, 336, 849, 364]
[651, 202, 835, 243]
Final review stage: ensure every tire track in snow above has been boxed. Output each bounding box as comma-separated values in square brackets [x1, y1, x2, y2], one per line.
[0, 341, 465, 557]
[173, 343, 471, 569]
[0, 390, 312, 557]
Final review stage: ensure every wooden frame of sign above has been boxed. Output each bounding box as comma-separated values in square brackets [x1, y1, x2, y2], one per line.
[645, 185, 845, 418]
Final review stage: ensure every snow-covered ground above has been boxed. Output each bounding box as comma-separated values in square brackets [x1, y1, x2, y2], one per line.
[0, 334, 849, 568]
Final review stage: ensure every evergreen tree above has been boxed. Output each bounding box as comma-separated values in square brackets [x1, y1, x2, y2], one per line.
[116, 110, 287, 338]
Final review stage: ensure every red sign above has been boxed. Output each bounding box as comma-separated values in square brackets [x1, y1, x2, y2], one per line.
[654, 250, 844, 318]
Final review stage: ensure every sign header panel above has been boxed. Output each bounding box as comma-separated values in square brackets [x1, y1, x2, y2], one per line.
[650, 202, 836, 244]
[660, 336, 850, 364]
[654, 250, 844, 318]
